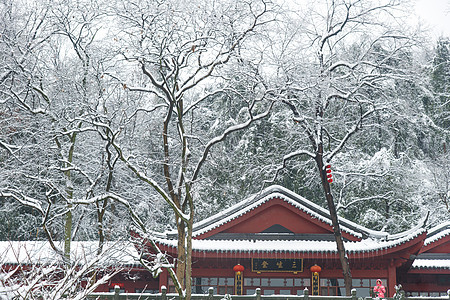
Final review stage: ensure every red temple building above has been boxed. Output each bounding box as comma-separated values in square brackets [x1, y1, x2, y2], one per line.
[145, 185, 450, 297]
[1, 185, 449, 297]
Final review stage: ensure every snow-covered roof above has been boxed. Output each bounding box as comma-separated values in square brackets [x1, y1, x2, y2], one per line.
[412, 259, 450, 269]
[153, 223, 426, 255]
[411, 257, 450, 270]
[410, 222, 450, 270]
[165, 185, 424, 243]
[424, 221, 450, 246]
[0, 241, 140, 267]
[149, 186, 431, 257]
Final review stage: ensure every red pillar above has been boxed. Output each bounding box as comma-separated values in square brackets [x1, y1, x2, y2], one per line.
[160, 268, 169, 292]
[388, 259, 397, 297]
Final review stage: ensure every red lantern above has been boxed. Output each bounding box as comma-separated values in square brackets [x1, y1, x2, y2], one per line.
[233, 264, 244, 295]
[310, 264, 322, 273]
[233, 264, 245, 274]
[325, 164, 332, 183]
[310, 265, 321, 296]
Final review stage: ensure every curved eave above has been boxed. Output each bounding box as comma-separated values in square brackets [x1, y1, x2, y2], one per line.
[426, 221, 450, 238]
[195, 198, 361, 241]
[161, 185, 374, 240]
[165, 186, 428, 244]
[189, 192, 364, 240]
[420, 227, 450, 253]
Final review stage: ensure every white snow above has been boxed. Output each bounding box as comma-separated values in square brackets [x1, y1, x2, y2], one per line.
[2, 193, 446, 271]
[159, 185, 432, 255]
[206, 184, 415, 241]
[424, 221, 450, 246]
[412, 259, 450, 269]
[425, 228, 450, 246]
[153, 225, 425, 254]
[0, 241, 140, 266]
[186, 185, 367, 239]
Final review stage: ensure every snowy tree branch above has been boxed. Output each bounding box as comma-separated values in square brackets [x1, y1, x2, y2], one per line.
[190, 98, 275, 184]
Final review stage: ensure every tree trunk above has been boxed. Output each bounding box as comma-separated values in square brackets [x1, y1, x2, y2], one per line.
[62, 131, 78, 262]
[176, 218, 186, 291]
[316, 150, 352, 295]
[64, 204, 72, 262]
[185, 215, 194, 300]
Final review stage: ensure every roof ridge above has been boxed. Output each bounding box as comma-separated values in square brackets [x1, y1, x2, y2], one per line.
[163, 185, 427, 242]
[424, 225, 450, 246]
[189, 185, 388, 239]
[427, 221, 450, 236]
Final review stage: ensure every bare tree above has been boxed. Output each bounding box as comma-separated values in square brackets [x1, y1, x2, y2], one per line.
[96, 0, 275, 298]
[266, 0, 423, 295]
[1, 0, 275, 299]
[0, 241, 127, 299]
[0, 0, 130, 261]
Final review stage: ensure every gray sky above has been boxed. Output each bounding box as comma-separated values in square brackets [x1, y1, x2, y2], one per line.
[414, 0, 450, 38]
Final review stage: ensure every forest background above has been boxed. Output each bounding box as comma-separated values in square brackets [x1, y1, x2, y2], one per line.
[0, 0, 449, 298]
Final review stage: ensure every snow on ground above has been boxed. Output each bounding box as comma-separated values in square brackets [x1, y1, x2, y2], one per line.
[0, 241, 140, 266]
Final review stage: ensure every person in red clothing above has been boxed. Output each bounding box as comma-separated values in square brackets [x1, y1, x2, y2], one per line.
[373, 279, 386, 298]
